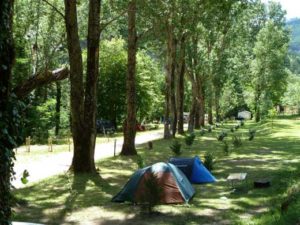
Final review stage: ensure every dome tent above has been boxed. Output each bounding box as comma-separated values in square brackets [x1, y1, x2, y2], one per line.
[169, 156, 216, 184]
[112, 162, 195, 204]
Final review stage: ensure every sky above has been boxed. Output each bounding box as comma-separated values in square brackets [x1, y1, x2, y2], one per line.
[262, 0, 300, 19]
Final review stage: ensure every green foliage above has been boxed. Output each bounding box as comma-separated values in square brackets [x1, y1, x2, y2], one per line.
[185, 133, 196, 146]
[137, 172, 163, 214]
[232, 135, 242, 148]
[217, 131, 227, 141]
[0, 95, 24, 222]
[21, 170, 30, 184]
[136, 155, 144, 169]
[203, 152, 215, 171]
[230, 127, 235, 133]
[249, 129, 256, 141]
[207, 126, 212, 133]
[199, 128, 205, 136]
[235, 124, 240, 130]
[223, 141, 229, 155]
[170, 140, 182, 156]
[97, 39, 164, 126]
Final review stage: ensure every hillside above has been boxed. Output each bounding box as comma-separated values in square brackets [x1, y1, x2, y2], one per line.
[287, 18, 300, 53]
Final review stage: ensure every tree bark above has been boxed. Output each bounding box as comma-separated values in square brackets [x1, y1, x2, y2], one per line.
[55, 82, 61, 136]
[65, 0, 101, 173]
[13, 67, 69, 98]
[121, 0, 137, 155]
[81, 0, 101, 167]
[208, 97, 213, 125]
[195, 104, 200, 129]
[215, 90, 221, 122]
[0, 0, 15, 222]
[198, 82, 205, 127]
[170, 35, 177, 138]
[177, 34, 185, 135]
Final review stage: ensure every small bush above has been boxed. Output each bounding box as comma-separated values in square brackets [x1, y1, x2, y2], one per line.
[137, 172, 163, 214]
[170, 140, 182, 156]
[232, 135, 242, 148]
[240, 120, 245, 126]
[207, 126, 212, 133]
[230, 127, 235, 133]
[185, 133, 196, 146]
[217, 131, 227, 141]
[136, 155, 144, 169]
[223, 141, 229, 155]
[248, 129, 256, 141]
[235, 124, 240, 130]
[203, 152, 215, 171]
[199, 128, 205, 136]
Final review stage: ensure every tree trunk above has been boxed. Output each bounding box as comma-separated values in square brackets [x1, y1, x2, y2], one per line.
[121, 0, 137, 155]
[65, 0, 101, 173]
[215, 90, 221, 122]
[13, 67, 69, 98]
[55, 82, 61, 136]
[208, 98, 213, 125]
[170, 35, 177, 138]
[188, 97, 196, 133]
[198, 82, 205, 127]
[0, 0, 15, 222]
[81, 0, 101, 170]
[177, 35, 185, 135]
[194, 104, 200, 129]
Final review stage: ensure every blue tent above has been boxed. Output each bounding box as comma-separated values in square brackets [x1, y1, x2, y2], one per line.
[112, 162, 195, 204]
[169, 156, 216, 184]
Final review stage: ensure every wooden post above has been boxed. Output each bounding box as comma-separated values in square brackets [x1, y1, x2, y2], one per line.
[26, 136, 31, 152]
[114, 139, 117, 157]
[48, 137, 53, 152]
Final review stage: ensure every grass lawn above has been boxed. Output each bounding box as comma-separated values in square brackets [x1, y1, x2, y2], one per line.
[13, 117, 300, 225]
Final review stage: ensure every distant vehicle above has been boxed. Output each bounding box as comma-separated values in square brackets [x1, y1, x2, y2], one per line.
[96, 119, 115, 134]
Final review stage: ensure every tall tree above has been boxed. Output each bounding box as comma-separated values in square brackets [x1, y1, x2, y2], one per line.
[64, 0, 101, 172]
[121, 0, 138, 155]
[0, 0, 16, 223]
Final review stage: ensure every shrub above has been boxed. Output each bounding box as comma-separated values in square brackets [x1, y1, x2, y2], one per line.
[235, 124, 240, 130]
[223, 141, 229, 155]
[207, 126, 212, 133]
[170, 140, 182, 156]
[199, 128, 205, 136]
[248, 129, 256, 141]
[203, 152, 215, 171]
[217, 131, 227, 141]
[136, 155, 144, 169]
[232, 135, 242, 148]
[185, 133, 196, 146]
[137, 172, 163, 214]
[230, 127, 235, 133]
[240, 120, 245, 126]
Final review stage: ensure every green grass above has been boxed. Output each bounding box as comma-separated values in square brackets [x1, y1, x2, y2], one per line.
[12, 117, 300, 225]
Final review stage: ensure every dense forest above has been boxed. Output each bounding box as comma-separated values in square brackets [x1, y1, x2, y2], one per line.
[1, 0, 299, 223]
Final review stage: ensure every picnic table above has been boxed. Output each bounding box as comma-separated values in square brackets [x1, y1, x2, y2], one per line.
[227, 173, 247, 188]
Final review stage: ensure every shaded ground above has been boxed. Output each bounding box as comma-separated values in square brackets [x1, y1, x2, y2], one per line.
[13, 129, 163, 188]
[13, 117, 300, 225]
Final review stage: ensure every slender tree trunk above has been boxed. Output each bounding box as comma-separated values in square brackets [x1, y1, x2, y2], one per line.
[194, 104, 200, 129]
[121, 0, 137, 155]
[199, 82, 205, 127]
[170, 36, 177, 138]
[82, 0, 101, 167]
[0, 0, 15, 222]
[215, 90, 221, 122]
[188, 97, 196, 133]
[55, 82, 61, 136]
[208, 98, 213, 125]
[177, 35, 185, 135]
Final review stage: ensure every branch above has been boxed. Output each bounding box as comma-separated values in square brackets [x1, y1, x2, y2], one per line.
[41, 0, 65, 19]
[137, 26, 154, 41]
[13, 67, 69, 98]
[100, 9, 127, 32]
